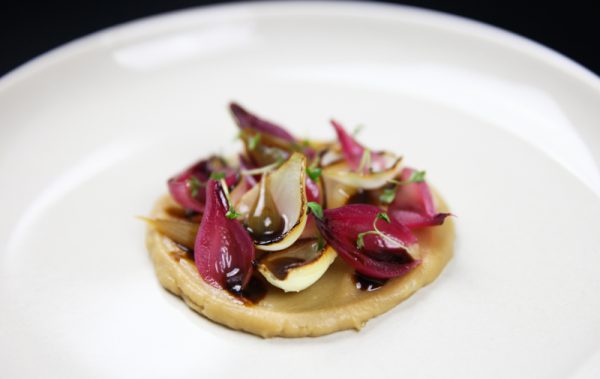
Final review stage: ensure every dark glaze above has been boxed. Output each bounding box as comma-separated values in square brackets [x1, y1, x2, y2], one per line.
[165, 207, 202, 223]
[245, 176, 287, 244]
[347, 189, 372, 205]
[264, 257, 306, 280]
[174, 242, 194, 257]
[353, 272, 388, 292]
[227, 275, 268, 305]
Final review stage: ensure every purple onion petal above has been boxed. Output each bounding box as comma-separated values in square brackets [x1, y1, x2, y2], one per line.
[389, 167, 451, 228]
[305, 176, 322, 204]
[168, 156, 237, 212]
[230, 102, 295, 142]
[330, 120, 388, 172]
[330, 120, 365, 171]
[315, 204, 419, 279]
[194, 180, 255, 292]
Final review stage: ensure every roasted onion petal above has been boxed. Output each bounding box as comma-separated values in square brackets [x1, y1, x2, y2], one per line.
[142, 217, 199, 251]
[230, 102, 295, 142]
[236, 153, 308, 251]
[322, 173, 358, 209]
[322, 158, 403, 191]
[330, 120, 388, 172]
[315, 204, 420, 279]
[331, 120, 365, 171]
[168, 156, 237, 212]
[257, 240, 337, 292]
[389, 168, 451, 228]
[240, 130, 291, 167]
[194, 180, 255, 292]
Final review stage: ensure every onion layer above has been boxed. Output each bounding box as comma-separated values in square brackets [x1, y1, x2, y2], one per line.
[389, 168, 451, 228]
[315, 204, 419, 279]
[194, 180, 255, 293]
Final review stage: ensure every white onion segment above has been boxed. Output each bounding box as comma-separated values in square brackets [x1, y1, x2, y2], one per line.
[322, 155, 403, 190]
[322, 176, 358, 209]
[257, 240, 337, 292]
[236, 152, 308, 251]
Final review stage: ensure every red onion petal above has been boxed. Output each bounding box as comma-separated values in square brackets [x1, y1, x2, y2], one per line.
[168, 157, 237, 212]
[330, 120, 365, 171]
[230, 102, 295, 142]
[330, 120, 387, 172]
[194, 180, 255, 292]
[305, 176, 322, 204]
[315, 204, 419, 279]
[390, 167, 450, 228]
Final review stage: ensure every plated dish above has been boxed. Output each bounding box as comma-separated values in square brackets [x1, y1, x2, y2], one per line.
[1, 2, 599, 378]
[145, 103, 454, 337]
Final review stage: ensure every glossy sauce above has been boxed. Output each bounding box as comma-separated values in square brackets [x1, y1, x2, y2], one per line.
[347, 189, 372, 205]
[245, 176, 287, 244]
[227, 275, 268, 305]
[264, 257, 306, 280]
[353, 272, 388, 292]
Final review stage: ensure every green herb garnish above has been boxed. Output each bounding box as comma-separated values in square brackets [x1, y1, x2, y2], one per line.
[379, 187, 397, 204]
[389, 170, 427, 186]
[187, 176, 202, 198]
[220, 179, 242, 220]
[248, 133, 261, 151]
[226, 209, 242, 220]
[306, 166, 322, 182]
[307, 201, 324, 220]
[356, 212, 397, 249]
[210, 172, 226, 180]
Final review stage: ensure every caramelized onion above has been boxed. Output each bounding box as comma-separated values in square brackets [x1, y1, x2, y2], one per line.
[315, 204, 420, 279]
[236, 153, 308, 251]
[168, 156, 237, 212]
[230, 102, 295, 142]
[389, 168, 451, 228]
[257, 239, 337, 292]
[142, 217, 198, 251]
[194, 180, 255, 292]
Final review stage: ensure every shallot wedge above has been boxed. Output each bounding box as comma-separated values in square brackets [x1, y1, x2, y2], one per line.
[314, 204, 420, 279]
[257, 239, 337, 292]
[389, 168, 451, 228]
[168, 156, 237, 212]
[194, 180, 255, 293]
[230, 102, 295, 142]
[236, 152, 308, 251]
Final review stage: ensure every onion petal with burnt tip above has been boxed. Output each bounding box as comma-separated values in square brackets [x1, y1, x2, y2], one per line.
[194, 180, 255, 293]
[257, 239, 337, 292]
[389, 168, 451, 228]
[168, 156, 237, 212]
[236, 153, 308, 251]
[315, 204, 420, 279]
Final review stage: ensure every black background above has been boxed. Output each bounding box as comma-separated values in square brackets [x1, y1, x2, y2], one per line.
[1, 0, 599, 78]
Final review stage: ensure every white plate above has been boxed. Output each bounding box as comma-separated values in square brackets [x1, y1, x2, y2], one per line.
[1, 2, 599, 378]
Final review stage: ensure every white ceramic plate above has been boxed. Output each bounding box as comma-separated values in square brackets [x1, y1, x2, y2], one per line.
[1, 2, 599, 378]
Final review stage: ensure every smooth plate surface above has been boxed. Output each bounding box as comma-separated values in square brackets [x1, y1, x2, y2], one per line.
[1, 2, 599, 378]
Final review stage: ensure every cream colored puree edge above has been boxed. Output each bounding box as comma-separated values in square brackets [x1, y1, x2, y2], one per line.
[146, 192, 454, 338]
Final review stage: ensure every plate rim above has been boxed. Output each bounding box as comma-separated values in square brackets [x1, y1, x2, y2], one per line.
[0, 1, 599, 95]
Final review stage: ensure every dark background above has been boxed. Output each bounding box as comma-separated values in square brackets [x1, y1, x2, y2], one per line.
[1, 0, 599, 78]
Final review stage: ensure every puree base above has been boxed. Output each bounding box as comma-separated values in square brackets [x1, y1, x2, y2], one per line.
[146, 194, 454, 338]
